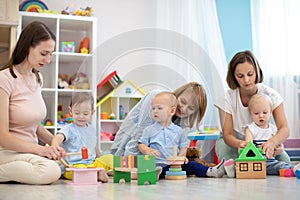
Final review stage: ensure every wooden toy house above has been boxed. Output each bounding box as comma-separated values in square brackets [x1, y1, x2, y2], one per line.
[235, 141, 266, 179]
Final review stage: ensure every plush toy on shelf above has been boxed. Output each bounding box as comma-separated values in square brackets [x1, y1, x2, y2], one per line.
[61, 4, 93, 16]
[79, 37, 89, 54]
[58, 74, 69, 89]
[69, 72, 89, 89]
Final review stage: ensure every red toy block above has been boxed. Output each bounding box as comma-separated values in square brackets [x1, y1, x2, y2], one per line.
[279, 169, 295, 177]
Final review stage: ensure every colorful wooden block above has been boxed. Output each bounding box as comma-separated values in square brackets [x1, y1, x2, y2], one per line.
[65, 168, 104, 185]
[113, 155, 156, 185]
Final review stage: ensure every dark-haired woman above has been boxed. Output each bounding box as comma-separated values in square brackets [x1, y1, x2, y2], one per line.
[0, 21, 65, 184]
[214, 50, 290, 163]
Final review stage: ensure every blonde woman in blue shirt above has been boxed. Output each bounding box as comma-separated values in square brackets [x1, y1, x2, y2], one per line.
[110, 82, 207, 156]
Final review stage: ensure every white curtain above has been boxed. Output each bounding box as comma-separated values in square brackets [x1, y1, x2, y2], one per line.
[154, 0, 227, 124]
[154, 0, 227, 161]
[251, 0, 300, 138]
[94, 0, 227, 161]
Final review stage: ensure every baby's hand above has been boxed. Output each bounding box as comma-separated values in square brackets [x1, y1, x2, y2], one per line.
[184, 157, 189, 164]
[147, 148, 160, 157]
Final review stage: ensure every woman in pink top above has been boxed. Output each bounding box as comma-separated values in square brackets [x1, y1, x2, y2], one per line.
[0, 21, 65, 184]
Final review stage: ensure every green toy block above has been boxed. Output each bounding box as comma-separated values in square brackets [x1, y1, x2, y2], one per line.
[137, 155, 156, 185]
[113, 155, 157, 185]
[113, 156, 132, 183]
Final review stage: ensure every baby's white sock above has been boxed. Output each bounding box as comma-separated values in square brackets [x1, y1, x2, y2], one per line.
[224, 159, 235, 178]
[293, 162, 300, 173]
[207, 159, 226, 178]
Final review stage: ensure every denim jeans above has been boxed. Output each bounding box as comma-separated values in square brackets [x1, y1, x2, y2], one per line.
[158, 161, 209, 179]
[266, 158, 293, 175]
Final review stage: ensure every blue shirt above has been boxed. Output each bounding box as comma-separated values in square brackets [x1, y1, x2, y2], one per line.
[138, 122, 189, 165]
[58, 123, 97, 165]
[110, 90, 161, 155]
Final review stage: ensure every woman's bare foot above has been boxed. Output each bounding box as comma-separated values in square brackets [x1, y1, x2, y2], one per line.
[98, 169, 109, 183]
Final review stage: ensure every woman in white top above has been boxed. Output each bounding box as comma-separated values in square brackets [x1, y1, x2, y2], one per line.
[214, 50, 290, 162]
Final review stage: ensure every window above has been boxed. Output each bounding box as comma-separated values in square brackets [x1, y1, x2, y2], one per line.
[253, 162, 263, 171]
[239, 163, 249, 172]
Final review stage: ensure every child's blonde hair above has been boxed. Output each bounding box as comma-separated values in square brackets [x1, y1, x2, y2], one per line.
[248, 93, 272, 113]
[70, 92, 94, 109]
[153, 91, 177, 107]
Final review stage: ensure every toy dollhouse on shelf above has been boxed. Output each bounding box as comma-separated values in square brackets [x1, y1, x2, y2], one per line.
[96, 71, 145, 154]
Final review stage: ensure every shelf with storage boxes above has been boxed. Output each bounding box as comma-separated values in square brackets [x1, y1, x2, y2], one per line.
[18, 11, 97, 135]
[97, 80, 145, 154]
[0, 0, 19, 67]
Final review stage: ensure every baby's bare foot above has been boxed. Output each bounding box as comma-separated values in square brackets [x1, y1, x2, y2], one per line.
[98, 169, 109, 183]
[107, 170, 114, 176]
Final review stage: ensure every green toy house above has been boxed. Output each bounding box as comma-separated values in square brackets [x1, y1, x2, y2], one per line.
[235, 141, 267, 179]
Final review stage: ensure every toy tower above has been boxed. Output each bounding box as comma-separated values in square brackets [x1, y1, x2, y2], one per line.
[165, 147, 187, 180]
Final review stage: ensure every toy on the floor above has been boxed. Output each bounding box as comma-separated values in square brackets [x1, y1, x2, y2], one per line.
[235, 141, 266, 179]
[165, 147, 187, 180]
[186, 147, 216, 167]
[60, 147, 88, 168]
[65, 147, 88, 159]
[279, 169, 295, 177]
[295, 169, 300, 179]
[113, 155, 156, 185]
[65, 168, 104, 185]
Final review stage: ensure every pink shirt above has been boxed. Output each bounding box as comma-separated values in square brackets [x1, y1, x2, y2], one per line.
[0, 68, 46, 144]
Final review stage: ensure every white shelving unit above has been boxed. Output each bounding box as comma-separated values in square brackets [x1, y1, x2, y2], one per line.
[18, 11, 97, 135]
[0, 0, 18, 67]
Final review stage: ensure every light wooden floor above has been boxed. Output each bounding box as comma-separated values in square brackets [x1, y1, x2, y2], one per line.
[0, 176, 299, 200]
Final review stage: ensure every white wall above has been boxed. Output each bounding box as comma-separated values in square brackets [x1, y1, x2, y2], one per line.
[44, 0, 156, 47]
[42, 0, 223, 130]
[44, 0, 160, 87]
[44, 0, 212, 91]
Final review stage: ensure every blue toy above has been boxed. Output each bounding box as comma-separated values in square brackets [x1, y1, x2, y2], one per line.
[295, 169, 300, 179]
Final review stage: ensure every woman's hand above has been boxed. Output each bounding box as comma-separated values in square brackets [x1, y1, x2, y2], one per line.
[43, 144, 65, 160]
[261, 141, 276, 158]
[239, 140, 248, 148]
